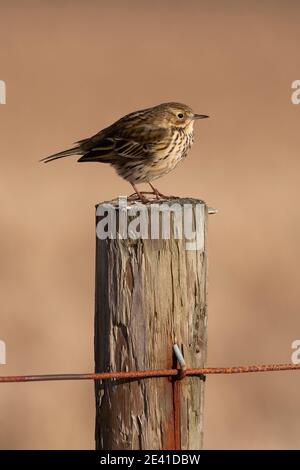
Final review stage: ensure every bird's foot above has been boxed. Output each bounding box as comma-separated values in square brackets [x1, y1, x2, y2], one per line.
[129, 191, 154, 197]
[153, 189, 170, 200]
[128, 191, 152, 204]
[129, 183, 176, 204]
[148, 184, 174, 200]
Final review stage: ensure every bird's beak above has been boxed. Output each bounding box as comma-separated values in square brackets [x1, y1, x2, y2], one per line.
[193, 114, 209, 120]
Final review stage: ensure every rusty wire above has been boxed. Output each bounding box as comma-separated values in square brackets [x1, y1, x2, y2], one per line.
[0, 363, 300, 383]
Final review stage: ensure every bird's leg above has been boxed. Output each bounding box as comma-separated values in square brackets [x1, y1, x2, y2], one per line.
[129, 183, 151, 203]
[148, 183, 169, 200]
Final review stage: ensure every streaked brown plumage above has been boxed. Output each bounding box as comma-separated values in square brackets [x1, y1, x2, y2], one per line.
[41, 102, 209, 202]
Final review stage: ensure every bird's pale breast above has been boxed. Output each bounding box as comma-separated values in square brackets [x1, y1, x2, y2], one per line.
[114, 129, 194, 184]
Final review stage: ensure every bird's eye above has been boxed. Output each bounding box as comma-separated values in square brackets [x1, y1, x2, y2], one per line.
[177, 113, 184, 119]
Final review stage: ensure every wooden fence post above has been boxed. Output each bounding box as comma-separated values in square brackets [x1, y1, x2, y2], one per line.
[94, 197, 208, 450]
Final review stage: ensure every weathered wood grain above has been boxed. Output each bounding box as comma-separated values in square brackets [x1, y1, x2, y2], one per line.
[95, 198, 208, 450]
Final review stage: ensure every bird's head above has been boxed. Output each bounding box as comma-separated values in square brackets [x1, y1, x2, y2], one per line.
[155, 102, 209, 129]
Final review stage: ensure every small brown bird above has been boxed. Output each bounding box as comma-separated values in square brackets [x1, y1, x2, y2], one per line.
[41, 102, 209, 202]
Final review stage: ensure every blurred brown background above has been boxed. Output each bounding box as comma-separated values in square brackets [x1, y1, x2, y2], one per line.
[0, 0, 300, 449]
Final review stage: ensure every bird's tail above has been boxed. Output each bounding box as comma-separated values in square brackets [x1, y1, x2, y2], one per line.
[40, 146, 81, 163]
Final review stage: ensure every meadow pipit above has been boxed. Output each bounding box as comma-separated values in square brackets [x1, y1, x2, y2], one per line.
[41, 102, 209, 202]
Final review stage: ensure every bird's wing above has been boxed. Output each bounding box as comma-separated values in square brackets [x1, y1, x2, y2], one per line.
[113, 137, 154, 159]
[78, 124, 169, 162]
